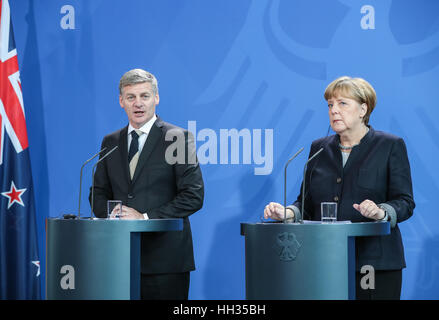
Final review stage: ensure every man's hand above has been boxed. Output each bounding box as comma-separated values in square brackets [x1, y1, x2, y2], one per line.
[119, 205, 145, 220]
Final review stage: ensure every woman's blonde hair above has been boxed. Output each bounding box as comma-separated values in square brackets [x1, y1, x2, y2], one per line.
[324, 76, 376, 125]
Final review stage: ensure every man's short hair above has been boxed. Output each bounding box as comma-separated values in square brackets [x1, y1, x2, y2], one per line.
[119, 69, 158, 95]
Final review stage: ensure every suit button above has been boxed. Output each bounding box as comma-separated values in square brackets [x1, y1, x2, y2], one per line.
[334, 196, 339, 201]
[336, 177, 342, 183]
[128, 194, 134, 199]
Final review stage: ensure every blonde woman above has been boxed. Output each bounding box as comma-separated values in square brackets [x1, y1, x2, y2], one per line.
[264, 76, 415, 300]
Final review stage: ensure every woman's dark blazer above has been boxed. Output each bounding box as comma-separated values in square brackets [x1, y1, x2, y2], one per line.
[292, 126, 415, 270]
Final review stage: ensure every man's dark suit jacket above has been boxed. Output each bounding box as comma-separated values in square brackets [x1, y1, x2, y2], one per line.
[90, 116, 204, 274]
[292, 126, 415, 271]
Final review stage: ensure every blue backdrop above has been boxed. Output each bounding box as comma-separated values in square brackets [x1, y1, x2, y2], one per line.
[9, 0, 439, 299]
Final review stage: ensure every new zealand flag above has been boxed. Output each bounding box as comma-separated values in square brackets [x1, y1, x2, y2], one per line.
[0, 0, 41, 299]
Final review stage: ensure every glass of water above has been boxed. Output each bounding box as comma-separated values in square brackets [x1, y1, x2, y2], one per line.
[107, 200, 122, 219]
[321, 202, 337, 223]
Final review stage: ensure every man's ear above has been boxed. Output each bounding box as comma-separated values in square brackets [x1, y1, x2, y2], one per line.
[119, 95, 124, 108]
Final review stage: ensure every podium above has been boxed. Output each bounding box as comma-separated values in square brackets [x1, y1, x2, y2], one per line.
[46, 218, 182, 300]
[241, 221, 390, 300]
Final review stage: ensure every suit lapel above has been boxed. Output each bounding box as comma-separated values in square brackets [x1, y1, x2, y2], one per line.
[342, 126, 373, 174]
[131, 118, 164, 184]
[327, 137, 343, 172]
[118, 126, 131, 184]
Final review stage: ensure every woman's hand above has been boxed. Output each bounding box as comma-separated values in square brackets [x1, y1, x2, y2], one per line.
[353, 199, 385, 220]
[264, 202, 294, 221]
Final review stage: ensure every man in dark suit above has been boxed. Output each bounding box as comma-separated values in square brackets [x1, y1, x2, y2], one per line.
[90, 68, 204, 299]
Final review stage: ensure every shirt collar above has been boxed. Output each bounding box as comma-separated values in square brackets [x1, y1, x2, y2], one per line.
[334, 125, 373, 146]
[128, 114, 157, 135]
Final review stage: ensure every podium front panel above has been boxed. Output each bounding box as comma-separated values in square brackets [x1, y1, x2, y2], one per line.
[46, 218, 182, 300]
[241, 222, 389, 300]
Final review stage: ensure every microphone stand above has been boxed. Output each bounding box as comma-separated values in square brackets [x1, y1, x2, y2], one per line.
[300, 147, 324, 224]
[90, 145, 119, 219]
[78, 147, 107, 219]
[283, 147, 304, 222]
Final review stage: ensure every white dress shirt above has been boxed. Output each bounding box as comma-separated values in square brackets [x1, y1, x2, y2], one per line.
[127, 114, 157, 220]
[127, 114, 157, 154]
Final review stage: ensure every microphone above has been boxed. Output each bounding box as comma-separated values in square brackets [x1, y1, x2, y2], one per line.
[90, 145, 119, 219]
[78, 147, 107, 219]
[300, 147, 324, 223]
[283, 147, 304, 222]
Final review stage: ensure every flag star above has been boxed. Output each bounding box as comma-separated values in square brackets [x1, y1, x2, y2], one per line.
[32, 261, 40, 277]
[1, 181, 26, 209]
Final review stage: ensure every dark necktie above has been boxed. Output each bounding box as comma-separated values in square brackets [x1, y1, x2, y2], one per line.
[128, 130, 143, 178]
[128, 130, 140, 163]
